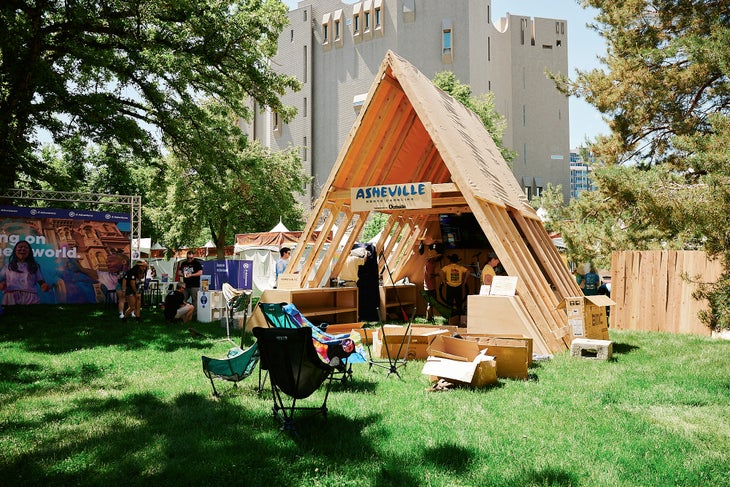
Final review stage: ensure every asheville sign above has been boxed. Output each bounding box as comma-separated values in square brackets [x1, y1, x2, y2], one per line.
[351, 182, 432, 212]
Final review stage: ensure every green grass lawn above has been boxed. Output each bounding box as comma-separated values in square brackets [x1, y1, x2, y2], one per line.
[1, 304, 729, 486]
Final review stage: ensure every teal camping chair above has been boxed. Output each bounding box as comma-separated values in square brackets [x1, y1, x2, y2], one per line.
[201, 289, 262, 397]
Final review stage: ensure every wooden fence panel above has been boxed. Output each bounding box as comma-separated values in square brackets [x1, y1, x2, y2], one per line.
[611, 251, 722, 335]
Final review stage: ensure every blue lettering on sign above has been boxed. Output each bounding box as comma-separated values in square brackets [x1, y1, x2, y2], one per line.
[354, 183, 427, 200]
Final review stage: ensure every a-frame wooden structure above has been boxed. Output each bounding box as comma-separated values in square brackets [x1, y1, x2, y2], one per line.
[283, 51, 581, 353]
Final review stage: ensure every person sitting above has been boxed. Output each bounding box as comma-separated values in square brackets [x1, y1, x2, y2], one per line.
[164, 282, 195, 323]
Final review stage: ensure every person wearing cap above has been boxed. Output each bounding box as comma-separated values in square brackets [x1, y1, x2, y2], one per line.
[440, 254, 469, 326]
[481, 253, 500, 286]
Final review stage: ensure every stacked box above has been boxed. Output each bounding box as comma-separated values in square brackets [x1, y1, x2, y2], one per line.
[556, 296, 614, 341]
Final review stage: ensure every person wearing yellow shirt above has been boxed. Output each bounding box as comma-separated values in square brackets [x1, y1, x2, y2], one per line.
[440, 254, 469, 326]
[481, 253, 500, 286]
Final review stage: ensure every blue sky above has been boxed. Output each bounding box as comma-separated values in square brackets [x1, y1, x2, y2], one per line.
[284, 0, 608, 148]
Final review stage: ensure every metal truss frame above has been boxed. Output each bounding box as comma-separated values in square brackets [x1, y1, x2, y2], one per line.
[0, 188, 142, 255]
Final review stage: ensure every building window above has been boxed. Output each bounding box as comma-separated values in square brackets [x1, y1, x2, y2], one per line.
[290, 29, 294, 42]
[303, 97, 307, 118]
[488, 36, 491, 61]
[303, 137, 307, 162]
[304, 10, 307, 21]
[303, 45, 307, 83]
[442, 19, 453, 63]
[322, 13, 331, 46]
[273, 111, 281, 135]
[520, 18, 527, 45]
[333, 9, 344, 46]
[353, 12, 360, 34]
[364, 11, 370, 31]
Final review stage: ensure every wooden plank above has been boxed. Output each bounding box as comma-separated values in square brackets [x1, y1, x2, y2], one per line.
[480, 203, 566, 352]
[319, 208, 355, 284]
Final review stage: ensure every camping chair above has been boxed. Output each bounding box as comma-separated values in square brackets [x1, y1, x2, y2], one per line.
[258, 302, 366, 382]
[253, 326, 338, 434]
[221, 283, 250, 344]
[201, 290, 263, 397]
[366, 306, 416, 379]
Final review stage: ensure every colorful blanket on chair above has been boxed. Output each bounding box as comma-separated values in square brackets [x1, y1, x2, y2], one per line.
[282, 303, 366, 365]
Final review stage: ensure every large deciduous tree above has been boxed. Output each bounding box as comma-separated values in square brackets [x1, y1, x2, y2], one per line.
[540, 0, 730, 330]
[155, 102, 309, 259]
[0, 0, 298, 191]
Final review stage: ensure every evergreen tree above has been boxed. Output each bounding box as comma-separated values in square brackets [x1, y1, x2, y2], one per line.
[541, 0, 730, 330]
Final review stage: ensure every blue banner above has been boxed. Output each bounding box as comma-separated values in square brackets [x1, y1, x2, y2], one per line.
[201, 260, 253, 290]
[1, 205, 131, 305]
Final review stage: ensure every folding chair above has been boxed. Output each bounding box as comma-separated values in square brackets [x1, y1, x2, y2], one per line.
[258, 302, 366, 383]
[253, 326, 338, 435]
[221, 283, 250, 344]
[366, 306, 416, 379]
[201, 290, 263, 397]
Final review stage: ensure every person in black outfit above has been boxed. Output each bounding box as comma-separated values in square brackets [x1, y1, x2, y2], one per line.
[180, 251, 203, 309]
[164, 282, 194, 322]
[356, 242, 380, 322]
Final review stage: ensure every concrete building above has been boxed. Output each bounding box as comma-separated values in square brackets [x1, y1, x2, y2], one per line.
[244, 0, 571, 204]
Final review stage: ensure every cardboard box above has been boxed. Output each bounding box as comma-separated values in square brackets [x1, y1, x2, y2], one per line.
[459, 334, 531, 379]
[322, 322, 365, 337]
[556, 295, 614, 341]
[371, 325, 451, 360]
[422, 335, 498, 388]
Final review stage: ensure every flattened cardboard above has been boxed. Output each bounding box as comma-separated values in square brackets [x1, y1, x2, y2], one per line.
[423, 335, 498, 387]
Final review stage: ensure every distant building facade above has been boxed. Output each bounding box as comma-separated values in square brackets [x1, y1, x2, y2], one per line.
[243, 0, 572, 204]
[569, 149, 596, 199]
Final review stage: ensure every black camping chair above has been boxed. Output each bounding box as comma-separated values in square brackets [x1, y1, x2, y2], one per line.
[253, 326, 338, 434]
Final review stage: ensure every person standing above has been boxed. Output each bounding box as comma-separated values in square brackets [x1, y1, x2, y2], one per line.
[163, 282, 194, 323]
[481, 253, 500, 287]
[440, 254, 469, 326]
[582, 266, 601, 296]
[423, 245, 443, 321]
[275, 247, 291, 287]
[122, 262, 147, 321]
[75, 252, 129, 317]
[181, 251, 203, 309]
[0, 240, 50, 305]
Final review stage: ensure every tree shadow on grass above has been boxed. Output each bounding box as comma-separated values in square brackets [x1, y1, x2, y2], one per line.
[0, 390, 382, 485]
[1, 304, 226, 354]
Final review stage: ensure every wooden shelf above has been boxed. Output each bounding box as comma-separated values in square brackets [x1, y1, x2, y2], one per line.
[252, 286, 359, 327]
[379, 284, 417, 321]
